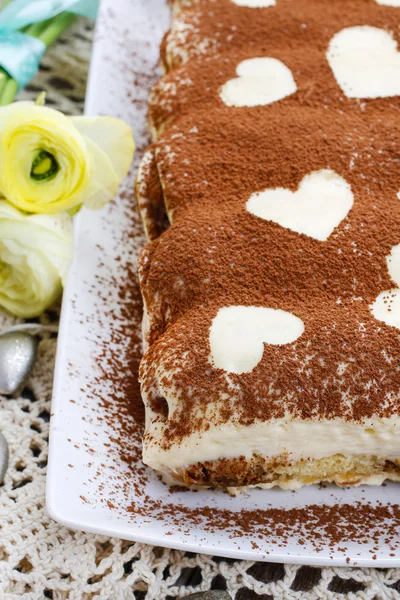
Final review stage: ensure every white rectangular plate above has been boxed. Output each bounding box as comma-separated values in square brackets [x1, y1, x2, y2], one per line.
[47, 0, 400, 567]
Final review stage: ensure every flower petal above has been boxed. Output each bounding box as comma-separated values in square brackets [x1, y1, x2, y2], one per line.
[0, 103, 91, 214]
[72, 116, 134, 181]
[81, 136, 120, 210]
[0, 200, 73, 317]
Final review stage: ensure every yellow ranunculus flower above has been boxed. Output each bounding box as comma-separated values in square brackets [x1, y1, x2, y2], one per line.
[0, 201, 73, 318]
[0, 102, 134, 214]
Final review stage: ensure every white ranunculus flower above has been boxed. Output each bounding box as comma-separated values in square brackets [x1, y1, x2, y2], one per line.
[0, 201, 73, 318]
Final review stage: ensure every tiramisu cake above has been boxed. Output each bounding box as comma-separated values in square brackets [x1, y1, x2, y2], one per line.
[136, 0, 400, 490]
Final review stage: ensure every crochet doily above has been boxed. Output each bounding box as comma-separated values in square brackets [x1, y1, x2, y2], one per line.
[1, 16, 400, 600]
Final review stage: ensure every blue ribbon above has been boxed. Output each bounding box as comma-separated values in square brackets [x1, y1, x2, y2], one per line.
[0, 0, 99, 90]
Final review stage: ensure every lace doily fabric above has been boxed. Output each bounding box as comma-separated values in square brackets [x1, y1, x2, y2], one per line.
[1, 16, 400, 600]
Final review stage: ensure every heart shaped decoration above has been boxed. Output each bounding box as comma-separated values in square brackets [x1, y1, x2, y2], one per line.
[371, 243, 400, 328]
[210, 305, 304, 374]
[387, 243, 400, 286]
[371, 289, 400, 329]
[0, 332, 37, 395]
[220, 57, 296, 107]
[246, 169, 353, 241]
[376, 0, 400, 6]
[327, 26, 400, 98]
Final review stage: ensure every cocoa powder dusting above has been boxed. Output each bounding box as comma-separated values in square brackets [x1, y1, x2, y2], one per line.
[70, 0, 400, 558]
[140, 107, 400, 442]
[128, 496, 400, 555]
[138, 0, 400, 447]
[79, 183, 400, 559]
[163, 0, 400, 73]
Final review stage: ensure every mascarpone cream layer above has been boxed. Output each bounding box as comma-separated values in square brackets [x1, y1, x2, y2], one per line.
[143, 413, 400, 473]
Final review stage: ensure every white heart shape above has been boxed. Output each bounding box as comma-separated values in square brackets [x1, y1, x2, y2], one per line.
[246, 169, 354, 241]
[327, 26, 400, 98]
[371, 243, 400, 329]
[371, 289, 400, 329]
[376, 0, 400, 6]
[231, 0, 275, 6]
[210, 305, 304, 374]
[386, 243, 400, 286]
[220, 57, 297, 107]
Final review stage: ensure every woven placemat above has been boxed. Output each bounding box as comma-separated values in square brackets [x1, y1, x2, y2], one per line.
[0, 16, 400, 600]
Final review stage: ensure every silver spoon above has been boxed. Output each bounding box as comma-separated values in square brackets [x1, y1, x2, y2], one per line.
[0, 325, 58, 395]
[0, 432, 9, 483]
[185, 594, 230, 599]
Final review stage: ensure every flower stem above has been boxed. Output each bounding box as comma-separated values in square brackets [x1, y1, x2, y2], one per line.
[39, 12, 77, 49]
[0, 70, 7, 98]
[24, 19, 53, 39]
[0, 12, 78, 106]
[0, 78, 18, 106]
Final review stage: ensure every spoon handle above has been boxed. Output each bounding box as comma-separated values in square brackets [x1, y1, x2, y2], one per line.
[0, 432, 9, 483]
[2, 324, 59, 335]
